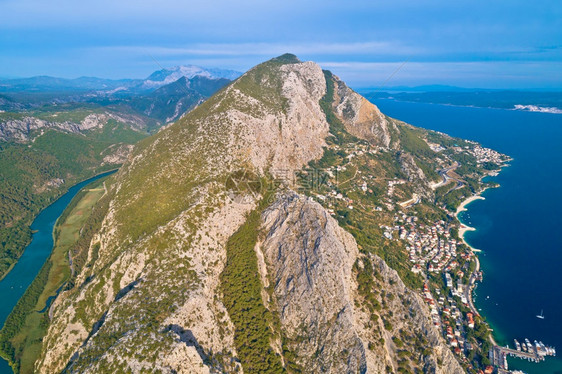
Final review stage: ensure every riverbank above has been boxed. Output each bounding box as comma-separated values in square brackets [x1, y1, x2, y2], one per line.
[0, 170, 116, 374]
[7, 181, 107, 373]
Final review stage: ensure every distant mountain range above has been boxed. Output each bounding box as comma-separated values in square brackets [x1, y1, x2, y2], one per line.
[142, 65, 240, 89]
[363, 89, 562, 114]
[0, 65, 242, 94]
[0, 65, 239, 123]
[126, 75, 232, 122]
[0, 64, 237, 289]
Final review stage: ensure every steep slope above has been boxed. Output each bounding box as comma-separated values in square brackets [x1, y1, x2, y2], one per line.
[141, 65, 241, 89]
[17, 54, 475, 374]
[127, 76, 231, 123]
[0, 74, 230, 282]
[0, 117, 145, 281]
[261, 193, 462, 373]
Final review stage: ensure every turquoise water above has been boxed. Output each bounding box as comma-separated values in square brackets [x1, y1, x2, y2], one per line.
[373, 99, 562, 374]
[0, 170, 115, 373]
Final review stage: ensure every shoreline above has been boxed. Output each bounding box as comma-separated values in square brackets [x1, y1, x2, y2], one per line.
[454, 182, 501, 345]
[0, 167, 118, 284]
[455, 193, 486, 252]
[371, 97, 562, 115]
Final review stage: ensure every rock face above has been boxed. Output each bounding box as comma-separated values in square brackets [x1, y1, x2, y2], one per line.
[34, 55, 464, 374]
[0, 112, 148, 142]
[260, 193, 463, 374]
[333, 75, 395, 148]
[261, 193, 366, 373]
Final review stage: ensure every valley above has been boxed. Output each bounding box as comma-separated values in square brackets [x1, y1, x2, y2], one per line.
[0, 66, 234, 282]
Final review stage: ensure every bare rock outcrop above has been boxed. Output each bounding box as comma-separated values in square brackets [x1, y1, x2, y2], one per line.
[0, 112, 148, 142]
[261, 192, 367, 373]
[260, 192, 464, 373]
[332, 76, 395, 148]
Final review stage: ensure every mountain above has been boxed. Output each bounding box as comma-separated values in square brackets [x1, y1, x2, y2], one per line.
[141, 65, 241, 89]
[0, 65, 240, 96]
[363, 89, 562, 113]
[127, 75, 231, 123]
[0, 54, 507, 373]
[0, 76, 139, 93]
[0, 73, 234, 133]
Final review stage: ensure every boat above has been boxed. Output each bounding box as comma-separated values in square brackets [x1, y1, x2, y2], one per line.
[514, 339, 521, 351]
[535, 340, 544, 355]
[537, 309, 545, 319]
[525, 338, 533, 352]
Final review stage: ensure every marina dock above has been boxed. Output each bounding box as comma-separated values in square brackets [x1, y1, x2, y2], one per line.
[490, 338, 556, 371]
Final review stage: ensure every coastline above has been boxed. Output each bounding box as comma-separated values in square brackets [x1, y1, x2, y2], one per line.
[454, 182, 499, 342]
[455, 193, 486, 252]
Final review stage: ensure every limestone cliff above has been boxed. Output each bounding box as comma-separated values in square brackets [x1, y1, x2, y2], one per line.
[260, 193, 462, 373]
[0, 112, 149, 142]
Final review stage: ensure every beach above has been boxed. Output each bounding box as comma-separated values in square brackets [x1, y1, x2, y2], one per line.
[456, 194, 485, 252]
[375, 98, 562, 373]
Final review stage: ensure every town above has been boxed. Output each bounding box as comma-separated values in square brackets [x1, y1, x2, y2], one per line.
[293, 134, 551, 374]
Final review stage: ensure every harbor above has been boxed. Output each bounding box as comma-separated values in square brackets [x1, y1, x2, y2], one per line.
[490, 338, 556, 372]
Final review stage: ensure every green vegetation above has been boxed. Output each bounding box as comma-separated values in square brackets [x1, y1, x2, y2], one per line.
[311, 71, 423, 289]
[0, 176, 110, 373]
[319, 70, 358, 145]
[233, 56, 299, 113]
[0, 122, 145, 280]
[220, 186, 286, 374]
[397, 125, 433, 157]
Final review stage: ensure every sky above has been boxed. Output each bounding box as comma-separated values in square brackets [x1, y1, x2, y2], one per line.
[0, 0, 561, 89]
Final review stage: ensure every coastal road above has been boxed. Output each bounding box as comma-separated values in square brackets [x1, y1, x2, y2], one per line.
[464, 255, 481, 317]
[432, 162, 465, 191]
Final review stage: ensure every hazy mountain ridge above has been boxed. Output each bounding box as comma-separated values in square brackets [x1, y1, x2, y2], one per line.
[126, 75, 231, 123]
[142, 65, 241, 89]
[364, 90, 562, 113]
[0, 65, 240, 95]
[0, 73, 235, 140]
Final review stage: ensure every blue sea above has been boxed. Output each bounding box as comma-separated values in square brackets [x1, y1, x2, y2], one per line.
[372, 98, 562, 374]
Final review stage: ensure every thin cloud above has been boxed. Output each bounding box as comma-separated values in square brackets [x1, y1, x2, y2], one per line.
[87, 42, 423, 57]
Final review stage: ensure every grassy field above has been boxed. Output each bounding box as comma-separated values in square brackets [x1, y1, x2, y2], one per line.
[4, 178, 106, 374]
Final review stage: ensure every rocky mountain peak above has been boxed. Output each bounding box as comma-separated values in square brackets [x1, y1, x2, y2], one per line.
[33, 55, 462, 374]
[142, 65, 241, 89]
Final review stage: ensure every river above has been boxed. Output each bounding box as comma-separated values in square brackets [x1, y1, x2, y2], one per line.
[0, 170, 116, 373]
